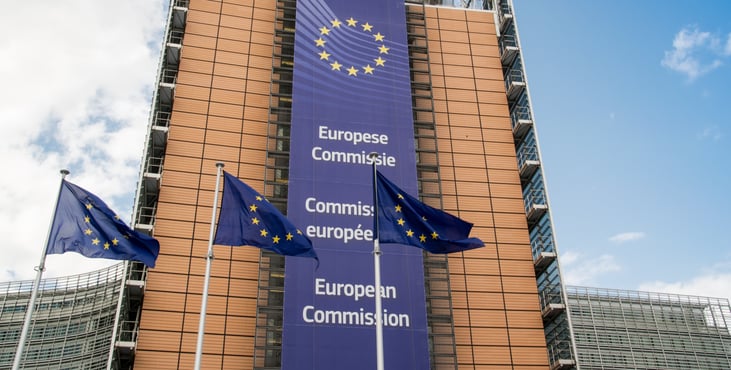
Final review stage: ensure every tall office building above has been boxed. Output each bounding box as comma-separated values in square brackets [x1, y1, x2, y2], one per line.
[127, 0, 577, 369]
[7, 1, 731, 370]
[3, 0, 578, 369]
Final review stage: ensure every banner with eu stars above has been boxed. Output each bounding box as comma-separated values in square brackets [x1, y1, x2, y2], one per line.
[283, 0, 429, 369]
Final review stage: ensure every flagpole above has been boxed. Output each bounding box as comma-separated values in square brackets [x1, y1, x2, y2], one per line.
[194, 162, 224, 370]
[368, 152, 385, 370]
[12, 169, 69, 370]
[106, 260, 129, 369]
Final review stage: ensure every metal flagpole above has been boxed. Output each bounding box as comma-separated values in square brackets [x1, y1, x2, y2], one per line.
[194, 162, 225, 370]
[106, 260, 129, 369]
[12, 169, 70, 370]
[368, 153, 385, 370]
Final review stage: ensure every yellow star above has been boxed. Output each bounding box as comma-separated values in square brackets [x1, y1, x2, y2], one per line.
[331, 19, 342, 28]
[286, 232, 294, 241]
[315, 38, 326, 47]
[114, 214, 120, 220]
[256, 196, 263, 201]
[374, 57, 386, 66]
[86, 203, 93, 210]
[346, 17, 358, 27]
[330, 61, 342, 71]
[363, 65, 374, 74]
[91, 238, 100, 245]
[347, 66, 358, 76]
[84, 228, 92, 235]
[362, 22, 373, 32]
[249, 204, 258, 212]
[273, 235, 281, 244]
[397, 218, 405, 226]
[395, 205, 402, 212]
[397, 194, 404, 199]
[84, 216, 90, 223]
[260, 229, 268, 237]
[104, 242, 110, 250]
[419, 234, 427, 243]
[406, 229, 414, 237]
[378, 45, 390, 54]
[319, 50, 331, 60]
[252, 217, 260, 225]
[297, 229, 303, 235]
[422, 216, 428, 221]
[431, 231, 439, 239]
[319, 26, 330, 35]
[112, 238, 119, 246]
[374, 32, 385, 42]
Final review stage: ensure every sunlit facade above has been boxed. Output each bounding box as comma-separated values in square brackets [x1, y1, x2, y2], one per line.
[567, 286, 731, 369]
[5, 1, 731, 370]
[0, 264, 126, 369]
[127, 0, 571, 368]
[5, 0, 579, 369]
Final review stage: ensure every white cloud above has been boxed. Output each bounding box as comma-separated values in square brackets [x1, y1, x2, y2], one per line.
[609, 231, 646, 243]
[661, 26, 728, 80]
[560, 251, 621, 286]
[0, 1, 164, 282]
[697, 126, 723, 141]
[639, 260, 731, 302]
[726, 33, 731, 55]
[560, 250, 579, 265]
[639, 273, 731, 302]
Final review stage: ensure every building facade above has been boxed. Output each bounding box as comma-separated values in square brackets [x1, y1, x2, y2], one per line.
[126, 0, 575, 368]
[567, 286, 731, 369]
[5, 264, 731, 369]
[4, 0, 578, 369]
[128, 0, 573, 369]
[3, 1, 731, 370]
[0, 264, 126, 369]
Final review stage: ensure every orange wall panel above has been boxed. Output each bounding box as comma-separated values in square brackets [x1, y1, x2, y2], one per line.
[423, 8, 547, 368]
[134, 351, 182, 370]
[187, 11, 222, 27]
[180, 58, 214, 74]
[213, 62, 248, 78]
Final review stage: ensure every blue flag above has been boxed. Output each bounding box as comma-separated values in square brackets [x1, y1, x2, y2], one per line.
[214, 172, 318, 262]
[46, 180, 160, 267]
[376, 171, 484, 254]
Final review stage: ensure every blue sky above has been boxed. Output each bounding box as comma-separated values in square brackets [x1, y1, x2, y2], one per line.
[513, 0, 731, 300]
[0, 1, 164, 281]
[0, 1, 728, 302]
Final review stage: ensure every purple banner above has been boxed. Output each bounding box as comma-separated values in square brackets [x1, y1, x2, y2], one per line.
[282, 0, 429, 369]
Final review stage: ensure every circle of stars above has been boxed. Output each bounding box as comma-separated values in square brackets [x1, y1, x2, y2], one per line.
[82, 202, 123, 250]
[248, 195, 304, 245]
[314, 17, 389, 77]
[392, 193, 439, 244]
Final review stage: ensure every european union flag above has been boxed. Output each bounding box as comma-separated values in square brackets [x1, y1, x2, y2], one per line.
[214, 172, 318, 262]
[376, 171, 484, 254]
[46, 180, 160, 267]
